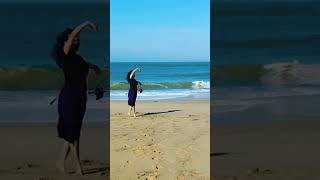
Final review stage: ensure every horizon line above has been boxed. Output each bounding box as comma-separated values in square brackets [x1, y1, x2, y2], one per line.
[110, 61, 210, 63]
[110, 59, 209, 63]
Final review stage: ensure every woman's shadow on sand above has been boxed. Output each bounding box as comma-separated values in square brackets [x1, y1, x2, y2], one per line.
[84, 166, 109, 175]
[67, 166, 109, 175]
[210, 152, 230, 157]
[140, 110, 181, 116]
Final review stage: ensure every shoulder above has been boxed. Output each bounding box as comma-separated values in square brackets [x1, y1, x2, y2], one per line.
[75, 53, 85, 61]
[74, 54, 89, 65]
[128, 78, 137, 83]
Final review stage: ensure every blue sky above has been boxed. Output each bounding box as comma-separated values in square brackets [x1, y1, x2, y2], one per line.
[111, 0, 210, 62]
[0, 0, 105, 2]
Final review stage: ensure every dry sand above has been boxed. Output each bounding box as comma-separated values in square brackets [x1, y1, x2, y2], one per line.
[0, 126, 109, 180]
[212, 120, 320, 180]
[110, 100, 210, 180]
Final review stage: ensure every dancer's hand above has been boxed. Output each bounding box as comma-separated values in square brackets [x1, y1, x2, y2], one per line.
[89, 63, 101, 75]
[86, 21, 98, 31]
[64, 21, 97, 55]
[93, 65, 101, 75]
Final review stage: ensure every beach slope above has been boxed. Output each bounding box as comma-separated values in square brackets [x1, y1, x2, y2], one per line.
[0, 126, 109, 180]
[111, 100, 210, 179]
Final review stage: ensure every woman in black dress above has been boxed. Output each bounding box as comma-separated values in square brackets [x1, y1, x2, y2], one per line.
[51, 21, 101, 175]
[127, 68, 142, 117]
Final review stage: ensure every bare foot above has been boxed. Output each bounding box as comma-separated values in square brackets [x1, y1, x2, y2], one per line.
[76, 167, 84, 176]
[56, 161, 65, 173]
[128, 112, 131, 116]
[133, 113, 136, 117]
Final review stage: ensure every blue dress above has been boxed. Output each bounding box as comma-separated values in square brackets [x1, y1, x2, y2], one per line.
[57, 53, 89, 143]
[128, 78, 138, 107]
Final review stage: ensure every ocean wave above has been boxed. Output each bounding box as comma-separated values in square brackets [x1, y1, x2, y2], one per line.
[110, 81, 210, 90]
[214, 61, 320, 86]
[261, 61, 320, 86]
[0, 67, 108, 90]
[192, 81, 210, 89]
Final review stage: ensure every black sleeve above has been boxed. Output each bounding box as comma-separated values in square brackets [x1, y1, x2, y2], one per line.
[128, 79, 133, 86]
[53, 49, 67, 68]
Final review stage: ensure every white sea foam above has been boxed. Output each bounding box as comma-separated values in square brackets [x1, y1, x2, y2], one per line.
[192, 81, 210, 89]
[111, 89, 210, 101]
[261, 61, 320, 86]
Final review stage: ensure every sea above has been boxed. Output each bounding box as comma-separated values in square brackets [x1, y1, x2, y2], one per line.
[3, 1, 319, 124]
[110, 62, 210, 101]
[0, 2, 108, 124]
[212, 0, 320, 122]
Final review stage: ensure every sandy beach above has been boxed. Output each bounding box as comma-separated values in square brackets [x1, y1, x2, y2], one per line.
[212, 120, 320, 180]
[110, 100, 210, 179]
[0, 125, 109, 180]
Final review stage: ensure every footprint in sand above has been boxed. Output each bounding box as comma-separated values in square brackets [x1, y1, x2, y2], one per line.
[152, 164, 163, 170]
[114, 113, 123, 116]
[37, 177, 53, 180]
[245, 168, 275, 175]
[114, 144, 131, 152]
[14, 162, 40, 171]
[177, 170, 206, 179]
[151, 156, 159, 160]
[120, 160, 132, 169]
[176, 146, 193, 158]
[137, 171, 159, 179]
[132, 143, 162, 160]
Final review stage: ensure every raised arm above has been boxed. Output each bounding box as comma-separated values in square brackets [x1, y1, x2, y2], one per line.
[129, 68, 141, 79]
[63, 21, 97, 55]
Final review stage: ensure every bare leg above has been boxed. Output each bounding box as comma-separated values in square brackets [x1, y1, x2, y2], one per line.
[71, 141, 83, 175]
[128, 106, 132, 116]
[133, 106, 136, 117]
[56, 140, 71, 173]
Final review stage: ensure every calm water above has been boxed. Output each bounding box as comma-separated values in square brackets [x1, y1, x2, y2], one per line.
[212, 1, 320, 122]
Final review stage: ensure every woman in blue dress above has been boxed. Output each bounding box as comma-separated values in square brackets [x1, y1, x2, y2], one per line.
[51, 21, 101, 175]
[127, 68, 142, 117]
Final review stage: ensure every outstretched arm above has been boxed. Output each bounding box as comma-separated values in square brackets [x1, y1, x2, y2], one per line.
[63, 21, 97, 55]
[129, 68, 141, 79]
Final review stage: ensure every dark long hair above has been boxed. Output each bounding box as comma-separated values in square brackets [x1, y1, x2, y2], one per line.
[51, 28, 73, 68]
[127, 70, 133, 83]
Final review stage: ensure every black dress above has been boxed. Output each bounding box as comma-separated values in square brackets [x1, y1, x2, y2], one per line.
[128, 78, 139, 107]
[57, 53, 89, 143]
